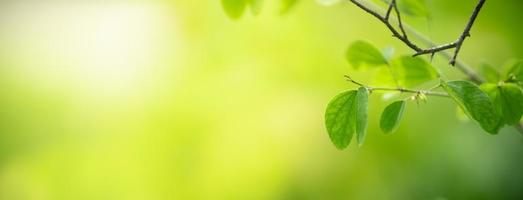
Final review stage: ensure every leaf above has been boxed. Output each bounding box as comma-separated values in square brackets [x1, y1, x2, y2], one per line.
[345, 41, 388, 70]
[281, 0, 299, 14]
[499, 84, 523, 125]
[481, 83, 523, 126]
[248, 0, 263, 15]
[222, 0, 247, 19]
[380, 101, 406, 134]
[397, 0, 428, 17]
[506, 61, 523, 86]
[374, 56, 439, 87]
[356, 87, 369, 146]
[325, 90, 357, 149]
[325, 87, 369, 149]
[316, 0, 341, 6]
[442, 81, 502, 134]
[480, 63, 501, 83]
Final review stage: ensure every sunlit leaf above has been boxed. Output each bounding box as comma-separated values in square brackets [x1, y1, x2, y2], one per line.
[376, 56, 438, 87]
[346, 41, 388, 70]
[356, 87, 369, 146]
[380, 100, 406, 134]
[481, 83, 523, 126]
[281, 0, 299, 14]
[442, 81, 502, 134]
[325, 90, 357, 149]
[222, 0, 247, 19]
[480, 63, 501, 83]
[397, 0, 428, 17]
[316, 0, 341, 6]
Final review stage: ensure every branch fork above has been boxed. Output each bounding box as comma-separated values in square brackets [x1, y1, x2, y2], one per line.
[349, 0, 486, 66]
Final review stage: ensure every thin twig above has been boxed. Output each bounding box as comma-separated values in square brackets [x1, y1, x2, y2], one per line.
[349, 0, 423, 52]
[392, 0, 408, 39]
[349, 0, 485, 83]
[449, 0, 486, 65]
[348, 0, 486, 65]
[344, 75, 449, 97]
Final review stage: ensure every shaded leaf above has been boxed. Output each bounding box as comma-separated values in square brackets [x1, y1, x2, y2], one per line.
[281, 0, 299, 14]
[442, 81, 502, 134]
[325, 90, 357, 149]
[346, 41, 388, 70]
[222, 0, 247, 19]
[397, 0, 428, 17]
[481, 83, 523, 126]
[380, 100, 406, 134]
[356, 87, 369, 146]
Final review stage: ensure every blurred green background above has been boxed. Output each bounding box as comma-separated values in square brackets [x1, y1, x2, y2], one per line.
[0, 0, 522, 199]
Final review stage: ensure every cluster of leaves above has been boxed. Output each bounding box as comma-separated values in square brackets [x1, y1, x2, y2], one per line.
[325, 41, 523, 149]
[221, 0, 299, 19]
[219, 0, 523, 150]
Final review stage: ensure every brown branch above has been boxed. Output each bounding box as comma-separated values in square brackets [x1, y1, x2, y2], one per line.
[449, 0, 486, 65]
[349, 0, 423, 52]
[348, 0, 486, 65]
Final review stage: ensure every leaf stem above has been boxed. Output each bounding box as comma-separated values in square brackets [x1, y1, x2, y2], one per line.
[344, 75, 449, 97]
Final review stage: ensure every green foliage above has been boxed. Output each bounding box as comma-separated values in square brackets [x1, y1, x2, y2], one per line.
[380, 101, 406, 134]
[221, 0, 299, 19]
[222, 0, 247, 19]
[506, 61, 523, 86]
[387, 56, 439, 87]
[345, 41, 388, 70]
[442, 81, 502, 134]
[397, 0, 428, 17]
[221, 0, 523, 149]
[325, 87, 369, 149]
[481, 83, 523, 126]
[280, 0, 299, 14]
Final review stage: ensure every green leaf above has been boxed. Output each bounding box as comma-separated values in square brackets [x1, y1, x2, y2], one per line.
[499, 84, 523, 125]
[317, 0, 341, 6]
[356, 87, 369, 146]
[325, 90, 357, 149]
[442, 81, 502, 134]
[346, 41, 388, 70]
[248, 0, 263, 15]
[375, 56, 439, 87]
[506, 61, 523, 86]
[281, 0, 299, 14]
[222, 0, 247, 19]
[480, 63, 501, 83]
[481, 83, 523, 126]
[380, 100, 406, 134]
[325, 87, 369, 149]
[397, 0, 428, 17]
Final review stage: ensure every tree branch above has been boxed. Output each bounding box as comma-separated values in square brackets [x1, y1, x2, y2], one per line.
[449, 0, 486, 65]
[348, 0, 486, 65]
